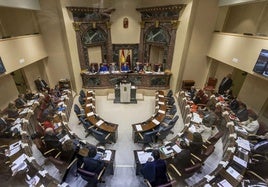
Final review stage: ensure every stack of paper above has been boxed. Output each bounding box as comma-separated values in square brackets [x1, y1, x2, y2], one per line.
[137, 151, 153, 164]
[59, 134, 71, 144]
[136, 124, 142, 131]
[158, 110, 165, 114]
[226, 166, 242, 181]
[87, 112, 94, 117]
[217, 179, 232, 187]
[11, 153, 27, 174]
[233, 155, 247, 168]
[236, 137, 250, 151]
[191, 113, 202, 123]
[103, 150, 112, 161]
[172, 144, 182, 153]
[152, 119, 160, 125]
[96, 120, 104, 126]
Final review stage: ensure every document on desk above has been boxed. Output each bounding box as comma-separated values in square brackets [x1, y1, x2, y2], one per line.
[87, 112, 94, 117]
[234, 126, 248, 134]
[158, 101, 165, 105]
[19, 108, 29, 115]
[226, 166, 242, 181]
[217, 179, 232, 187]
[137, 151, 153, 164]
[233, 155, 247, 168]
[191, 113, 202, 123]
[59, 134, 70, 144]
[158, 94, 164, 98]
[152, 119, 160, 125]
[13, 118, 22, 125]
[26, 100, 35, 106]
[103, 150, 112, 161]
[11, 153, 27, 173]
[158, 110, 165, 114]
[96, 120, 104, 126]
[236, 137, 250, 151]
[172, 144, 182, 153]
[136, 124, 143, 131]
[188, 124, 197, 133]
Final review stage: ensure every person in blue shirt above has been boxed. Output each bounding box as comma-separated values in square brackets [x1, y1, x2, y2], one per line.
[99, 64, 108, 72]
[141, 149, 169, 187]
[121, 63, 130, 72]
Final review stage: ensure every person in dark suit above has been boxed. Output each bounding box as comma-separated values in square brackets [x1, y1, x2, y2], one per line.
[15, 94, 27, 108]
[83, 145, 105, 175]
[218, 73, 233, 95]
[141, 149, 169, 187]
[44, 127, 61, 150]
[235, 102, 249, 122]
[173, 149, 191, 171]
[6, 102, 19, 119]
[189, 132, 203, 156]
[35, 77, 49, 92]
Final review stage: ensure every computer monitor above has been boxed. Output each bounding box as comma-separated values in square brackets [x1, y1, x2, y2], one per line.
[253, 49, 268, 77]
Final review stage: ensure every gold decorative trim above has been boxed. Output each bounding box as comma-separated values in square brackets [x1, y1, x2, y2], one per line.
[140, 21, 145, 29]
[171, 20, 179, 29]
[73, 22, 81, 31]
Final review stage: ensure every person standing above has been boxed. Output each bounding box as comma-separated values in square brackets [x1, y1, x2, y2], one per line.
[218, 73, 233, 95]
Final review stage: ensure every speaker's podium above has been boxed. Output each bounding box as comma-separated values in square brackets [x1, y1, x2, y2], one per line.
[114, 80, 137, 104]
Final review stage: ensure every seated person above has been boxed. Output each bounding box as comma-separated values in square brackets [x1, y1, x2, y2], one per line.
[35, 77, 50, 92]
[235, 102, 249, 122]
[109, 62, 118, 73]
[0, 115, 12, 138]
[89, 63, 98, 73]
[193, 89, 208, 105]
[6, 102, 19, 119]
[181, 132, 203, 156]
[134, 62, 143, 73]
[15, 94, 27, 108]
[172, 149, 191, 170]
[228, 97, 240, 113]
[82, 145, 105, 175]
[44, 127, 62, 150]
[60, 139, 78, 163]
[24, 89, 35, 100]
[143, 63, 152, 72]
[121, 63, 130, 72]
[153, 64, 163, 73]
[99, 63, 109, 73]
[42, 116, 55, 130]
[238, 112, 259, 134]
[141, 149, 169, 187]
[188, 86, 197, 100]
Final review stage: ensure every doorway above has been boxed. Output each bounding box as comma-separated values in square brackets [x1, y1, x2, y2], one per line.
[232, 68, 247, 97]
[11, 69, 28, 94]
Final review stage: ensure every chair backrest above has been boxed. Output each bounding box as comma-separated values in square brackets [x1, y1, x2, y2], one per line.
[78, 95, 85, 106]
[167, 105, 177, 116]
[158, 124, 175, 140]
[77, 167, 98, 184]
[167, 90, 173, 98]
[171, 115, 179, 125]
[79, 90, 86, 98]
[184, 162, 202, 175]
[74, 104, 81, 115]
[206, 77, 217, 87]
[167, 97, 175, 106]
[143, 130, 159, 144]
[90, 128, 107, 144]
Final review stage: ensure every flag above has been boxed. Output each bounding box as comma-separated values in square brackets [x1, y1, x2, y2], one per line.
[120, 49, 125, 63]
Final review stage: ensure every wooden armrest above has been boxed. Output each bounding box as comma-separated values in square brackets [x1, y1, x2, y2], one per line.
[157, 180, 176, 187]
[169, 163, 182, 177]
[67, 158, 77, 169]
[7, 118, 16, 121]
[202, 144, 208, 149]
[55, 151, 61, 159]
[88, 126, 94, 129]
[205, 140, 212, 145]
[138, 132, 144, 140]
[77, 114, 85, 117]
[144, 179, 152, 187]
[48, 156, 65, 165]
[191, 153, 202, 162]
[0, 145, 8, 148]
[105, 133, 111, 140]
[97, 167, 106, 180]
[190, 159, 195, 165]
[247, 170, 267, 183]
[44, 148, 55, 156]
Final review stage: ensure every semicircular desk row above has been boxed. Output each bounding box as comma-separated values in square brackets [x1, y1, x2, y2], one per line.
[0, 90, 117, 187]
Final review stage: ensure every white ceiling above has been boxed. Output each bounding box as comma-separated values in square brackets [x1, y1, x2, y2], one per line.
[219, 0, 267, 6]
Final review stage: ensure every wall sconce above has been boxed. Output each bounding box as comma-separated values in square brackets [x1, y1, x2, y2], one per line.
[123, 17, 128, 29]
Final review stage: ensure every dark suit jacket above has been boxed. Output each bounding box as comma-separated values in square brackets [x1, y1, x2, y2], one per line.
[218, 77, 232, 94]
[173, 149, 191, 170]
[141, 159, 168, 187]
[44, 134, 61, 150]
[15, 98, 26, 108]
[83, 157, 105, 175]
[35, 79, 48, 91]
[236, 108, 249, 122]
[189, 141, 203, 156]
